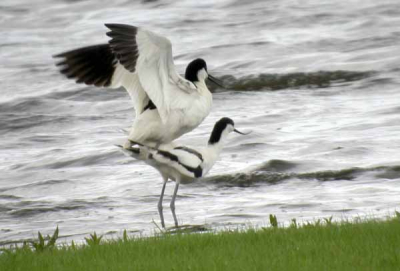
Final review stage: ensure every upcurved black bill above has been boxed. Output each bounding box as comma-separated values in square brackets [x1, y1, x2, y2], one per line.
[208, 74, 225, 89]
[234, 129, 251, 135]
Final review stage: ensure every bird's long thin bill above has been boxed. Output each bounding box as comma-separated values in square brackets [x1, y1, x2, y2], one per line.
[208, 74, 225, 88]
[234, 129, 251, 135]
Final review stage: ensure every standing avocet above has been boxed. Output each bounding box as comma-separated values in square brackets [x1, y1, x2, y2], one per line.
[119, 117, 247, 228]
[54, 24, 223, 147]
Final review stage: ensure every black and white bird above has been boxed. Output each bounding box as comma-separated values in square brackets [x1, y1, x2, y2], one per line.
[54, 24, 223, 147]
[119, 117, 247, 228]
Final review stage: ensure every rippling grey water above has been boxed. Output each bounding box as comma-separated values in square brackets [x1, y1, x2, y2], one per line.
[1, 0, 400, 244]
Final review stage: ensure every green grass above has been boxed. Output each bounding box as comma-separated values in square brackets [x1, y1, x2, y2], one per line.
[1, 216, 400, 271]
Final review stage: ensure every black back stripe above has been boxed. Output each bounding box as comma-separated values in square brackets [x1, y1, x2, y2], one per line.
[105, 24, 139, 73]
[157, 150, 203, 178]
[54, 44, 117, 87]
[191, 166, 203, 178]
[174, 146, 203, 162]
[182, 164, 203, 178]
[157, 150, 179, 163]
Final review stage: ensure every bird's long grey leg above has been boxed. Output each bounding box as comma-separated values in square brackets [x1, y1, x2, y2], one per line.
[170, 178, 180, 228]
[158, 176, 168, 228]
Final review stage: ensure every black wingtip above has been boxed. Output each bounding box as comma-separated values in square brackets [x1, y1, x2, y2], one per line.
[105, 31, 112, 39]
[104, 24, 138, 73]
[104, 23, 115, 28]
[104, 23, 115, 31]
[105, 23, 134, 27]
[105, 23, 138, 31]
[53, 51, 70, 59]
[104, 23, 121, 27]
[53, 44, 117, 87]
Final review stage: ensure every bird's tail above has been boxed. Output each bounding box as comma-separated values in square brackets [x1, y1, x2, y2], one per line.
[115, 141, 155, 161]
[115, 144, 141, 159]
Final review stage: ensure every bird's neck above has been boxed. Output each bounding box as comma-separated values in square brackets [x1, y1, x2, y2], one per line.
[200, 141, 224, 175]
[192, 80, 212, 114]
[206, 141, 224, 156]
[194, 80, 209, 93]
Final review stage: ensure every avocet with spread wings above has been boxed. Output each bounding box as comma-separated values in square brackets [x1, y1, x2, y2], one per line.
[54, 24, 223, 147]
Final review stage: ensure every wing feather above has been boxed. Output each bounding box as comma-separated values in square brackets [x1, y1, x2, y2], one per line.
[111, 64, 149, 115]
[54, 44, 149, 116]
[105, 24, 138, 73]
[105, 24, 196, 124]
[54, 44, 117, 87]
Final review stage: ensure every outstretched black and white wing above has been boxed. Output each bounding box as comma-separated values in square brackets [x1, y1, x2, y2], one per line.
[54, 24, 196, 122]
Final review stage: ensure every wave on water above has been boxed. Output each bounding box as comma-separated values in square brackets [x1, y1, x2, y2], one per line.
[0, 179, 72, 193]
[210, 70, 374, 92]
[1, 197, 112, 218]
[0, 194, 22, 201]
[204, 161, 400, 187]
[17, 150, 123, 170]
